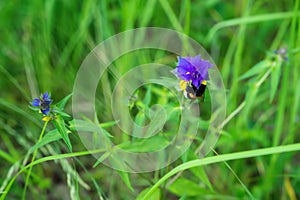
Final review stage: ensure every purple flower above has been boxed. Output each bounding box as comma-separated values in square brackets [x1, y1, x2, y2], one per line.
[273, 47, 288, 61]
[172, 55, 213, 88]
[31, 92, 53, 115]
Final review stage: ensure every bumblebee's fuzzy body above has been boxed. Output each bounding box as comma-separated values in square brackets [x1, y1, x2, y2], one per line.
[180, 80, 207, 99]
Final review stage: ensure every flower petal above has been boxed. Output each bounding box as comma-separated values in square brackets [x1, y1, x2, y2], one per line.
[177, 64, 192, 75]
[31, 98, 41, 106]
[194, 60, 213, 80]
[42, 92, 50, 100]
[44, 99, 53, 106]
[177, 57, 193, 71]
[177, 73, 192, 81]
[184, 55, 202, 67]
[175, 58, 196, 81]
[41, 107, 50, 115]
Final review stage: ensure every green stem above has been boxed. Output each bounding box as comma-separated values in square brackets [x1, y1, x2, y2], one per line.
[22, 121, 48, 200]
[206, 11, 300, 43]
[273, 0, 298, 148]
[256, 68, 272, 88]
[287, 1, 300, 143]
[143, 142, 300, 199]
[229, 0, 250, 112]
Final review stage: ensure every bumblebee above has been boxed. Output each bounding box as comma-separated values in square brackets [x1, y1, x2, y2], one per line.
[179, 80, 207, 99]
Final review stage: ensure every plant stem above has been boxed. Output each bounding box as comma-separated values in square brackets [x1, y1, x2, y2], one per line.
[143, 142, 300, 199]
[22, 121, 48, 200]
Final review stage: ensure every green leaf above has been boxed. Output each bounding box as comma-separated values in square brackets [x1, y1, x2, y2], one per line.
[242, 82, 258, 123]
[270, 61, 282, 102]
[168, 178, 213, 196]
[53, 109, 71, 118]
[132, 111, 147, 137]
[132, 105, 167, 137]
[134, 112, 146, 127]
[143, 85, 152, 106]
[179, 195, 187, 200]
[52, 115, 72, 151]
[238, 60, 271, 80]
[29, 129, 62, 153]
[56, 93, 72, 110]
[147, 105, 167, 134]
[28, 105, 40, 112]
[136, 187, 160, 200]
[118, 135, 169, 152]
[117, 171, 134, 192]
[199, 119, 210, 130]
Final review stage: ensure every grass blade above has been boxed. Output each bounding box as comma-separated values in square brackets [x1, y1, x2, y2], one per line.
[143, 143, 300, 199]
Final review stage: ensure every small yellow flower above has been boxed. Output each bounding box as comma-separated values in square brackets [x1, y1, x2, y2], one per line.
[42, 116, 52, 122]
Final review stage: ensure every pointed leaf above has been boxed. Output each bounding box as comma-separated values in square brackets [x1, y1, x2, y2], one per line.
[270, 61, 282, 102]
[52, 115, 72, 151]
[117, 171, 134, 192]
[143, 85, 152, 106]
[238, 60, 271, 80]
[29, 129, 62, 153]
[56, 93, 72, 110]
[28, 105, 40, 112]
[132, 112, 147, 137]
[53, 109, 71, 118]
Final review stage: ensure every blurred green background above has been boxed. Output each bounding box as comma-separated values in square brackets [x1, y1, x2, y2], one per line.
[0, 0, 300, 199]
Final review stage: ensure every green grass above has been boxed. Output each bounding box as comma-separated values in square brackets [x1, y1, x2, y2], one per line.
[0, 0, 300, 199]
